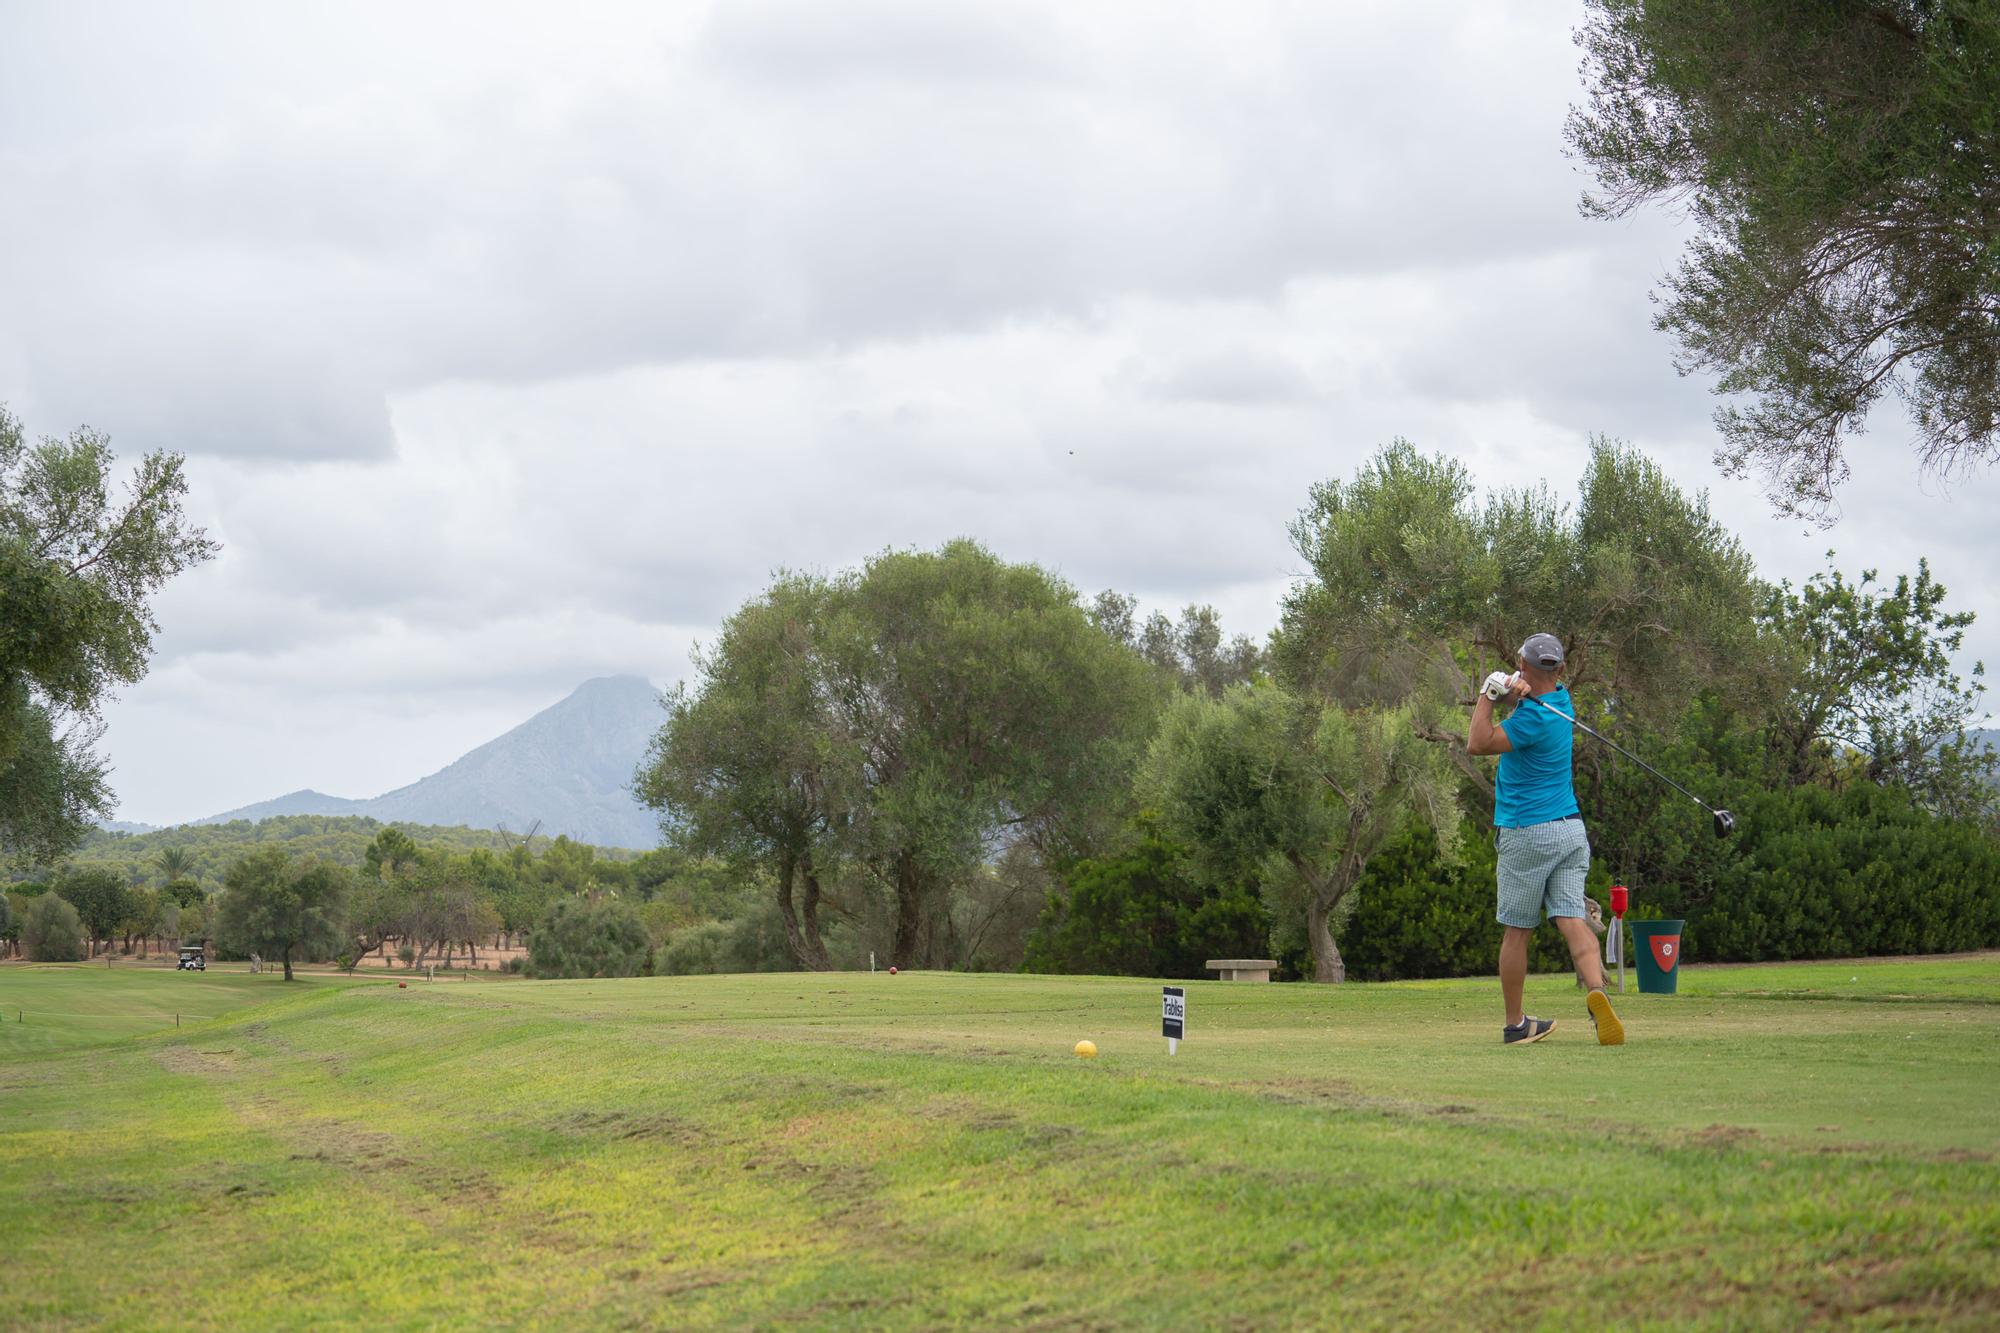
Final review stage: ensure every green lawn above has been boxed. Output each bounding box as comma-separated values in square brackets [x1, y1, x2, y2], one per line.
[2, 959, 1996, 1329]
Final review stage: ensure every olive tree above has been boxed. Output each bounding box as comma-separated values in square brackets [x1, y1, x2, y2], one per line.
[820, 542, 1158, 968]
[1276, 439, 1773, 808]
[214, 848, 351, 981]
[0, 407, 216, 865]
[640, 574, 855, 970]
[1569, 1, 2000, 519]
[1761, 556, 1992, 816]
[22, 894, 84, 962]
[642, 541, 1158, 971]
[50, 866, 128, 958]
[1141, 683, 1459, 983]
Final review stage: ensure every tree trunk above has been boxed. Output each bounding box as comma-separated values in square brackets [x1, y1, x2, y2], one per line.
[1292, 848, 1355, 984]
[798, 855, 831, 971]
[890, 849, 925, 970]
[774, 849, 811, 969]
[1306, 891, 1346, 983]
[282, 945, 294, 982]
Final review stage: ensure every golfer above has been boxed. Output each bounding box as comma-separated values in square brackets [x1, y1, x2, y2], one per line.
[1467, 633, 1625, 1046]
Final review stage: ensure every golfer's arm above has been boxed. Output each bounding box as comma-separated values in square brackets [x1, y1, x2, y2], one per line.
[1467, 696, 1512, 756]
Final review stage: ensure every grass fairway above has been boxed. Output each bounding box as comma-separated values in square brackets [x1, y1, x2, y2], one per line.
[2, 960, 1996, 1329]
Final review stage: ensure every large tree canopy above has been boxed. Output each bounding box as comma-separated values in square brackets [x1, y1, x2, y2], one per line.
[1761, 556, 1993, 815]
[641, 541, 1159, 970]
[640, 574, 855, 970]
[1275, 438, 1771, 806]
[1568, 0, 2000, 519]
[214, 848, 351, 981]
[0, 406, 217, 865]
[1141, 683, 1459, 983]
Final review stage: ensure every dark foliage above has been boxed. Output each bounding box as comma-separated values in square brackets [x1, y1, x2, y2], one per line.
[1024, 827, 1269, 979]
[527, 896, 649, 979]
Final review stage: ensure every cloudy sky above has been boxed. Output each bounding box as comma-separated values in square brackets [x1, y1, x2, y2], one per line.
[4, 0, 1994, 827]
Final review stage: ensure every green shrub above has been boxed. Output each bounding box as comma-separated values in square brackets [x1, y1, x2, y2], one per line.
[1675, 783, 2000, 961]
[527, 897, 648, 979]
[22, 894, 84, 962]
[1338, 824, 1577, 981]
[1339, 782, 2000, 979]
[658, 921, 733, 975]
[656, 903, 797, 976]
[1025, 827, 1268, 978]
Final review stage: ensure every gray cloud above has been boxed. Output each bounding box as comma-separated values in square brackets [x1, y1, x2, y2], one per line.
[1, 1, 1987, 826]
[1126, 347, 1320, 406]
[696, 0, 1074, 87]
[2, 0, 1631, 463]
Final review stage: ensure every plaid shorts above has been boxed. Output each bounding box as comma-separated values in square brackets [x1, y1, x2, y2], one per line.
[1495, 817, 1590, 929]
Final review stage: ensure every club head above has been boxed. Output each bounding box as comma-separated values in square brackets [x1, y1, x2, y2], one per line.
[1713, 809, 1736, 839]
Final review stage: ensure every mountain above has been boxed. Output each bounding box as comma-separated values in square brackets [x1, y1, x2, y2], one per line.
[194, 676, 667, 849]
[93, 819, 160, 835]
[195, 790, 370, 823]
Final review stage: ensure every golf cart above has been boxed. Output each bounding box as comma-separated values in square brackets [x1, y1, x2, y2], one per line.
[177, 945, 206, 972]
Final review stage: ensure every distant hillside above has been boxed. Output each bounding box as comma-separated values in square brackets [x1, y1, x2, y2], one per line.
[26, 814, 639, 889]
[194, 676, 668, 849]
[195, 790, 370, 822]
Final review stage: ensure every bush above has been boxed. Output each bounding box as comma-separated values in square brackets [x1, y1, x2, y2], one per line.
[22, 894, 84, 962]
[658, 920, 733, 976]
[1025, 828, 1268, 978]
[656, 903, 798, 976]
[1338, 782, 2000, 979]
[1338, 823, 1577, 981]
[527, 897, 648, 979]
[1672, 782, 2000, 961]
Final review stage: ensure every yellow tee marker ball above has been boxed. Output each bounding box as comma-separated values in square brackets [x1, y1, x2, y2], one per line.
[1073, 1040, 1097, 1059]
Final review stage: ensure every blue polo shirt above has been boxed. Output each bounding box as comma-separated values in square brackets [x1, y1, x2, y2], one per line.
[1494, 685, 1580, 828]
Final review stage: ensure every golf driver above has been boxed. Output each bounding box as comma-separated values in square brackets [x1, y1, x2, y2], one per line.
[1515, 690, 1737, 838]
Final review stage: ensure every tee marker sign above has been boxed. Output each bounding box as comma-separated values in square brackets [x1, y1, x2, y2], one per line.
[1162, 986, 1185, 1055]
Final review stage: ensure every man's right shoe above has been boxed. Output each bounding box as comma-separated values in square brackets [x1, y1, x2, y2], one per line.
[1586, 990, 1626, 1046]
[1503, 1016, 1555, 1045]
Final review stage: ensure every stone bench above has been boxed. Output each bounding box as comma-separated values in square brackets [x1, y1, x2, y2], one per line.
[1205, 958, 1277, 982]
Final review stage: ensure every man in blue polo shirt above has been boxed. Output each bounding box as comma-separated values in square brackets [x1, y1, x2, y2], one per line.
[1467, 633, 1625, 1047]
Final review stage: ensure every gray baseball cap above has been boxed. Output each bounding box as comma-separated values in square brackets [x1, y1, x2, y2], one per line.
[1519, 633, 1565, 669]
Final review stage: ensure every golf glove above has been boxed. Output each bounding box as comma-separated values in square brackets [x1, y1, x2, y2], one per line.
[1482, 671, 1514, 701]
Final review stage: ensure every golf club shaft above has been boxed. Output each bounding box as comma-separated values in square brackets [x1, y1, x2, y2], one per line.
[1516, 692, 1721, 818]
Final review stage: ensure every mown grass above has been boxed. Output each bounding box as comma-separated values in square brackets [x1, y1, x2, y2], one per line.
[1, 959, 1995, 1330]
[0, 964, 311, 1057]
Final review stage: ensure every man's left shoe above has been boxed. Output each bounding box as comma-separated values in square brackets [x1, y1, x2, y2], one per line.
[1586, 990, 1625, 1046]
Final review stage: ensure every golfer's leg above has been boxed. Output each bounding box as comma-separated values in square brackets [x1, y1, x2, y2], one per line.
[1544, 824, 1601, 990]
[1554, 916, 1605, 992]
[1499, 926, 1533, 1026]
[1493, 827, 1543, 1027]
